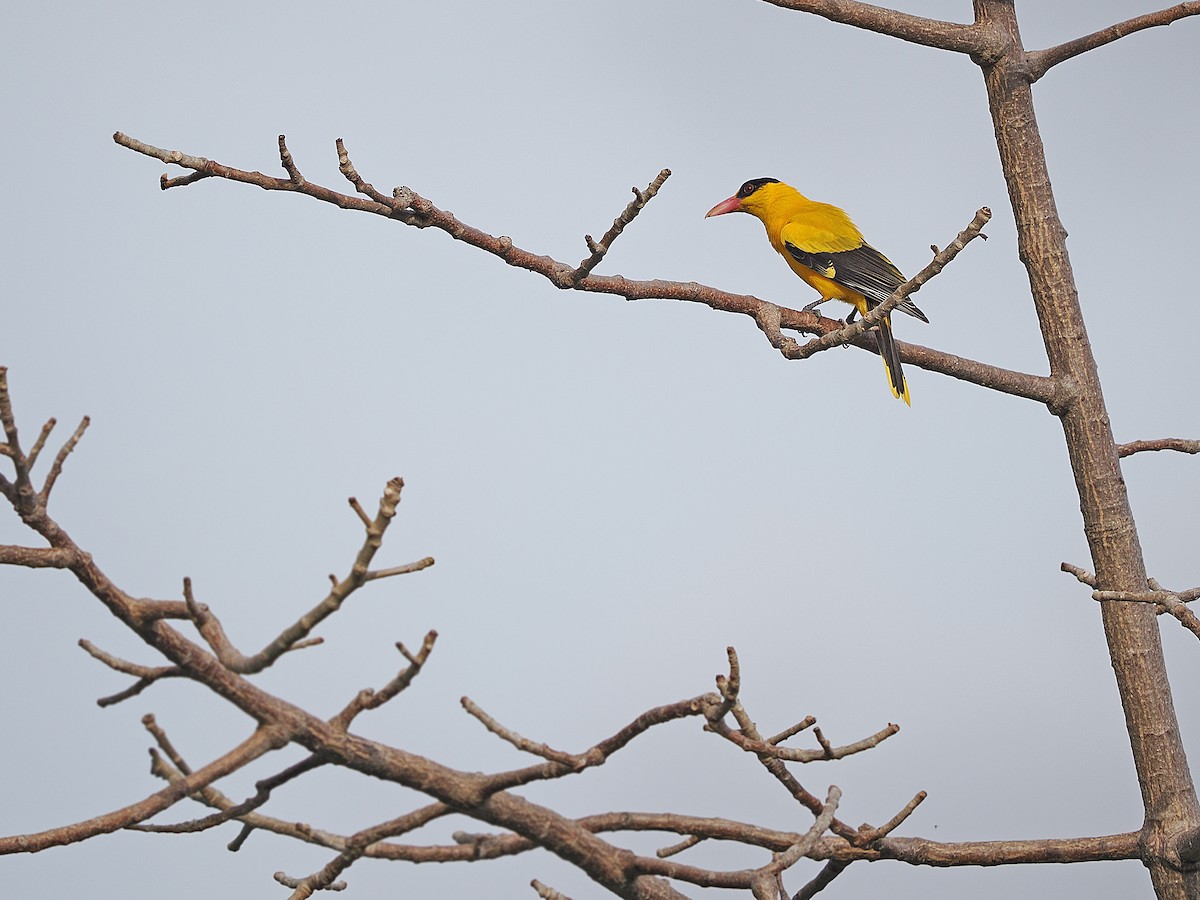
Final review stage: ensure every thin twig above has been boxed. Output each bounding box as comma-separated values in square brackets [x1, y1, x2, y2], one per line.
[1060, 561, 1097, 587]
[79, 639, 184, 706]
[657, 835, 703, 859]
[793, 860, 848, 900]
[25, 418, 56, 469]
[364, 557, 435, 581]
[856, 792, 927, 844]
[463, 698, 591, 768]
[278, 134, 304, 183]
[768, 718, 818, 746]
[180, 478, 427, 674]
[274, 870, 347, 894]
[0, 728, 282, 854]
[330, 631, 438, 729]
[131, 752, 326, 836]
[572, 169, 671, 281]
[531, 880, 574, 900]
[770, 785, 842, 873]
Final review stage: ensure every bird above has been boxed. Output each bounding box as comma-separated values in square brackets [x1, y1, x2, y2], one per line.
[706, 178, 927, 404]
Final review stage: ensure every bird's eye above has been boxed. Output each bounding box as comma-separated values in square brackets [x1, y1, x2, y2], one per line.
[738, 181, 755, 198]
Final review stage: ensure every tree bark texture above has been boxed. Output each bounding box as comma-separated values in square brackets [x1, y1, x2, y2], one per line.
[974, 2, 1200, 897]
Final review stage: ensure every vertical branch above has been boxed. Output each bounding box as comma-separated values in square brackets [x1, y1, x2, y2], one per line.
[974, 2, 1200, 896]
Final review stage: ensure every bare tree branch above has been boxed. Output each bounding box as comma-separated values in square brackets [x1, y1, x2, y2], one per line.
[857, 791, 927, 844]
[78, 640, 184, 706]
[182, 478, 432, 674]
[0, 727, 283, 854]
[132, 756, 326, 835]
[1117, 438, 1200, 458]
[0, 544, 75, 568]
[24, 417, 56, 469]
[274, 870, 347, 895]
[573, 169, 672, 282]
[329, 631, 438, 730]
[111, 135, 1058, 407]
[1091, 581, 1200, 641]
[532, 880, 575, 900]
[1060, 561, 1097, 588]
[1026, 3, 1200, 81]
[38, 415, 89, 503]
[753, 0, 995, 56]
[770, 785, 841, 874]
[793, 859, 848, 900]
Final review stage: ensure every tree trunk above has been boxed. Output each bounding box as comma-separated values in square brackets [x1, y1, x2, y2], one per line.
[974, 2, 1200, 897]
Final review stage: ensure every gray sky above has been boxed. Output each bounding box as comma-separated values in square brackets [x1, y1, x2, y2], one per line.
[2, 1, 1198, 897]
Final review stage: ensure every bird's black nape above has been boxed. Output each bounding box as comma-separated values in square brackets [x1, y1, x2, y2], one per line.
[738, 177, 780, 199]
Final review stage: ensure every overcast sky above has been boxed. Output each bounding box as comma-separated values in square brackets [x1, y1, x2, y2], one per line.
[2, 2, 1198, 898]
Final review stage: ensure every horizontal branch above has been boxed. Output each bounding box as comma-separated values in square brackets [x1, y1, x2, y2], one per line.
[871, 831, 1140, 866]
[137, 740, 1143, 874]
[1026, 3, 1200, 82]
[0, 544, 76, 568]
[1092, 582, 1200, 641]
[372, 812, 1143, 869]
[113, 134, 1057, 406]
[712, 718, 900, 763]
[753, 0, 995, 57]
[1117, 437, 1200, 458]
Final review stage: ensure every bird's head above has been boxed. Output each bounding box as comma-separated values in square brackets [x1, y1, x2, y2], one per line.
[705, 178, 783, 220]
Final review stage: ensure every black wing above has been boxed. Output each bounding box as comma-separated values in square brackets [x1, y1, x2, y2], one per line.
[784, 241, 929, 323]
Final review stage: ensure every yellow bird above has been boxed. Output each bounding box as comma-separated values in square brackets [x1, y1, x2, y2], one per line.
[706, 178, 926, 404]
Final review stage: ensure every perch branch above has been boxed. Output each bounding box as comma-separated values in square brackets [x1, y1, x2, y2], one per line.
[112, 135, 1059, 407]
[782, 208, 990, 361]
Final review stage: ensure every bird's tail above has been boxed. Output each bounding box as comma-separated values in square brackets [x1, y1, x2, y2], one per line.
[873, 314, 911, 405]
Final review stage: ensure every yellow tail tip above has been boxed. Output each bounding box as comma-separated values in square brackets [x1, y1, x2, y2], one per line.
[887, 374, 912, 406]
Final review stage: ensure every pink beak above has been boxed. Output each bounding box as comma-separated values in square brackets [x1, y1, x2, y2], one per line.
[705, 195, 743, 218]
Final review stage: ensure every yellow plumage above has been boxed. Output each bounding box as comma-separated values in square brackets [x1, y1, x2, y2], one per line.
[706, 178, 926, 404]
